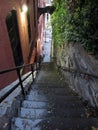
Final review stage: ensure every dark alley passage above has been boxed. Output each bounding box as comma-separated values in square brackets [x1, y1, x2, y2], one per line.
[0, 0, 98, 130]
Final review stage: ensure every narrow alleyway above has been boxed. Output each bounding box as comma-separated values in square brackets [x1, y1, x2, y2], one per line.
[43, 13, 52, 62]
[1, 0, 98, 130]
[12, 62, 98, 130]
[11, 13, 98, 130]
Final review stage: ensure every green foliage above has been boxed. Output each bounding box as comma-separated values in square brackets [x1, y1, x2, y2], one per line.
[51, 0, 66, 45]
[51, 0, 98, 56]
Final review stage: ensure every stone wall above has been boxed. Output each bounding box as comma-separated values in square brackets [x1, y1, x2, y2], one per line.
[55, 43, 98, 107]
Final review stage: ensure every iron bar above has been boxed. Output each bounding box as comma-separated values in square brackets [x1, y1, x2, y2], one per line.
[17, 68, 25, 96]
[57, 65, 98, 79]
[31, 64, 34, 81]
[0, 60, 42, 103]
[0, 63, 33, 74]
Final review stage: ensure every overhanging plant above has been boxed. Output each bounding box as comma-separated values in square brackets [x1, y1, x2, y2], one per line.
[51, 0, 98, 57]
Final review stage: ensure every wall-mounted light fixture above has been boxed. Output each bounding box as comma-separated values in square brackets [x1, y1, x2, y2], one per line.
[22, 4, 28, 13]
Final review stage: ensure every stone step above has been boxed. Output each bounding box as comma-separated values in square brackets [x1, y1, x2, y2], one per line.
[54, 95, 81, 101]
[37, 74, 60, 78]
[36, 79, 63, 82]
[36, 72, 60, 77]
[34, 117, 98, 130]
[37, 74, 62, 77]
[19, 106, 86, 119]
[26, 94, 49, 102]
[12, 117, 98, 130]
[36, 81, 64, 85]
[11, 117, 42, 130]
[22, 100, 49, 109]
[41, 62, 55, 69]
[36, 75, 62, 78]
[22, 99, 84, 110]
[31, 84, 65, 89]
[19, 108, 52, 119]
[26, 94, 81, 102]
[29, 87, 72, 96]
[53, 107, 86, 118]
[22, 100, 85, 110]
[54, 100, 85, 109]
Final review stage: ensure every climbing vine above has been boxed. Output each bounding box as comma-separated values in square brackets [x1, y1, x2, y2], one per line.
[51, 0, 98, 57]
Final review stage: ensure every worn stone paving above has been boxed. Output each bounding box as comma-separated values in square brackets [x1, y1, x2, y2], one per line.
[11, 62, 98, 130]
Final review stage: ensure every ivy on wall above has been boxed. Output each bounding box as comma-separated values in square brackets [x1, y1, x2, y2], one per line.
[51, 0, 98, 57]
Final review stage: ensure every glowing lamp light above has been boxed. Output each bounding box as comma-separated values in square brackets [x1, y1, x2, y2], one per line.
[22, 4, 28, 13]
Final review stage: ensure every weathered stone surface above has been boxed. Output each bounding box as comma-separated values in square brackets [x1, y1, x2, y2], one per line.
[0, 73, 33, 130]
[11, 62, 98, 130]
[56, 43, 98, 107]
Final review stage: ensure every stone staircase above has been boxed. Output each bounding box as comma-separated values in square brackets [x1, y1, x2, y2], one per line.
[11, 62, 98, 130]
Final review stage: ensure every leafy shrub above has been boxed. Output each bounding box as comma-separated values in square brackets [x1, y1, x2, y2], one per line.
[51, 0, 98, 56]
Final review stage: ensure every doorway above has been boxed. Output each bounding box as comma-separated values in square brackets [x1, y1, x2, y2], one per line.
[6, 10, 24, 66]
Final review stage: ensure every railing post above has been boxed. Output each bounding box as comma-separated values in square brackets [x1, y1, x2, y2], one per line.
[36, 62, 38, 72]
[31, 64, 35, 81]
[17, 68, 25, 96]
[39, 55, 42, 70]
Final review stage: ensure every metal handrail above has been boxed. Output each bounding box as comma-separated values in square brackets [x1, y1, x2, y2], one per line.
[0, 62, 40, 103]
[0, 63, 32, 74]
[57, 65, 98, 79]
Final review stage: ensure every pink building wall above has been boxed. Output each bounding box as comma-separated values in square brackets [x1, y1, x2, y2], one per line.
[0, 0, 42, 90]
